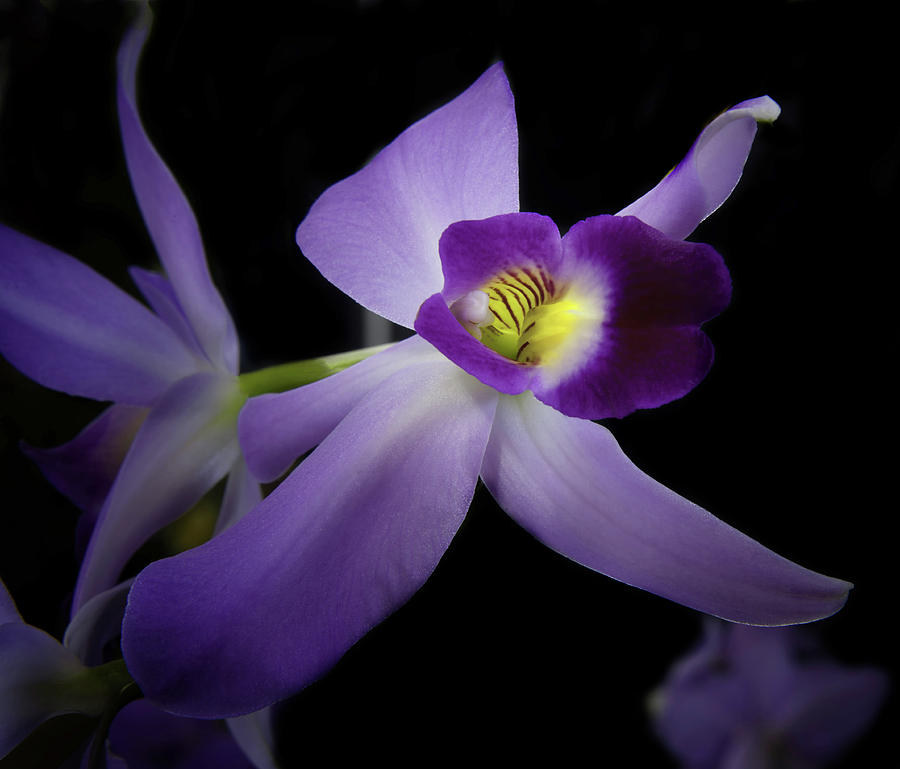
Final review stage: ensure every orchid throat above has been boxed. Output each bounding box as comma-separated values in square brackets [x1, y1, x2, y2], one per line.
[414, 212, 732, 420]
[451, 266, 603, 373]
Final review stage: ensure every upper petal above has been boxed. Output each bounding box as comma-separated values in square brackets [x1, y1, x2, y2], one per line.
[296, 63, 519, 328]
[0, 223, 198, 405]
[117, 13, 239, 373]
[72, 372, 244, 613]
[123, 359, 498, 717]
[616, 97, 780, 240]
[481, 393, 851, 625]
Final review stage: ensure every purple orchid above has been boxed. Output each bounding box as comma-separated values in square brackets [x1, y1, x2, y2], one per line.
[0, 11, 260, 615]
[650, 620, 888, 769]
[121, 64, 851, 718]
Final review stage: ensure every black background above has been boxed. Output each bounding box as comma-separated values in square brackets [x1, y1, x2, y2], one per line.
[0, 0, 895, 765]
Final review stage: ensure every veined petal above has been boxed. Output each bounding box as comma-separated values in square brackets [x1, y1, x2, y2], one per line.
[481, 393, 851, 625]
[413, 213, 562, 396]
[436, 212, 563, 303]
[296, 62, 518, 328]
[73, 372, 244, 613]
[0, 223, 197, 405]
[0, 622, 105, 758]
[616, 96, 780, 240]
[415, 293, 537, 394]
[64, 579, 133, 667]
[123, 360, 498, 717]
[117, 14, 239, 374]
[239, 335, 440, 482]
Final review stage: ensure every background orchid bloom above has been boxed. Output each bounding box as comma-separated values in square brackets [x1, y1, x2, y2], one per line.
[649, 620, 889, 769]
[122, 62, 850, 719]
[0, 9, 261, 617]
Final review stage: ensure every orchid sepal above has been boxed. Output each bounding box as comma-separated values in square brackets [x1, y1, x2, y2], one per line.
[616, 95, 781, 240]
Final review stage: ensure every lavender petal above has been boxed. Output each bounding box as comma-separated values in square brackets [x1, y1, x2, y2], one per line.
[73, 372, 243, 613]
[238, 335, 439, 482]
[481, 393, 852, 625]
[123, 361, 497, 716]
[617, 97, 780, 240]
[0, 223, 197, 405]
[117, 16, 238, 374]
[296, 63, 518, 328]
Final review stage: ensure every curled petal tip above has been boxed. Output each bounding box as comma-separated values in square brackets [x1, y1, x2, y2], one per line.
[731, 94, 781, 123]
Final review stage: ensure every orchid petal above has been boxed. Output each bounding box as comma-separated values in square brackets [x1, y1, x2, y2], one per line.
[64, 580, 134, 667]
[616, 97, 780, 240]
[1, 579, 22, 625]
[481, 393, 851, 625]
[117, 15, 238, 374]
[296, 62, 518, 327]
[22, 404, 147, 558]
[226, 708, 279, 769]
[436, 212, 563, 303]
[655, 675, 748, 769]
[73, 372, 244, 613]
[0, 223, 197, 405]
[0, 622, 104, 758]
[415, 293, 536, 394]
[130, 266, 211, 365]
[720, 735, 769, 769]
[239, 335, 439, 482]
[123, 360, 498, 717]
[108, 699, 256, 769]
[213, 458, 262, 535]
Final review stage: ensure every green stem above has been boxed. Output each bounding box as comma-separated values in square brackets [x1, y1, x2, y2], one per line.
[238, 342, 394, 397]
[86, 660, 142, 769]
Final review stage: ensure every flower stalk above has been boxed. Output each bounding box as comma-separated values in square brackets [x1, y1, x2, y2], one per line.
[237, 342, 395, 397]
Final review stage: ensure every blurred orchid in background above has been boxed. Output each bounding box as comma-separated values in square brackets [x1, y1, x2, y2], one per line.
[0, 6, 378, 617]
[0, 9, 257, 618]
[649, 620, 888, 769]
[122, 63, 850, 718]
[0, 578, 277, 767]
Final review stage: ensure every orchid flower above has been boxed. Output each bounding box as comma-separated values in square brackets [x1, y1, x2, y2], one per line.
[0, 578, 278, 767]
[0, 9, 373, 616]
[122, 64, 851, 718]
[649, 620, 888, 769]
[0, 10, 247, 617]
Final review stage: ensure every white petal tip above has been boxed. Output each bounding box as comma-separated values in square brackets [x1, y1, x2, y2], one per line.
[732, 95, 781, 123]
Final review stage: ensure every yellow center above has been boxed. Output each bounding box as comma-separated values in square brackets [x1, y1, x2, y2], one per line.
[478, 266, 599, 368]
